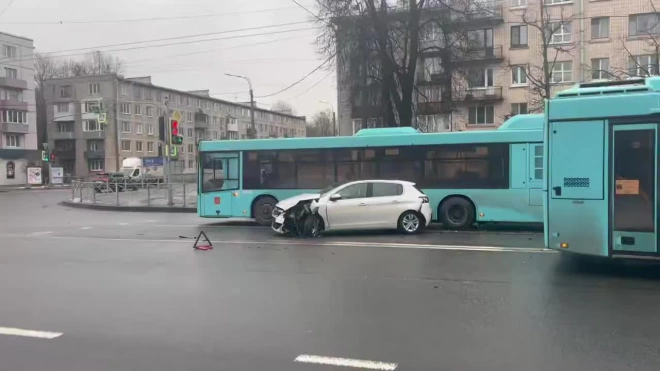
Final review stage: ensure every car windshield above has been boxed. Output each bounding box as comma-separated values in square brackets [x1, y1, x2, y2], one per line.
[319, 183, 342, 198]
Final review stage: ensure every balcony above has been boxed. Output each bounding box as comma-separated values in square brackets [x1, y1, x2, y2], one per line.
[416, 73, 449, 86]
[1, 122, 29, 134]
[0, 100, 28, 110]
[195, 112, 209, 129]
[227, 121, 238, 132]
[82, 130, 106, 140]
[458, 46, 504, 63]
[54, 149, 76, 160]
[51, 131, 75, 140]
[84, 150, 105, 159]
[450, 1, 503, 24]
[0, 77, 27, 90]
[456, 86, 503, 102]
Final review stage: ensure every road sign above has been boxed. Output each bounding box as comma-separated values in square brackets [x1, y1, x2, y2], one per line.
[172, 110, 182, 122]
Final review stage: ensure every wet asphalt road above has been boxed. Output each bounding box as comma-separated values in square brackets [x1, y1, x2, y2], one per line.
[1, 190, 660, 371]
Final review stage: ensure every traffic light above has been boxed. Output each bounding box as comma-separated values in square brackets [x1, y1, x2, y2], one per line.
[41, 150, 49, 162]
[50, 153, 55, 162]
[170, 119, 184, 145]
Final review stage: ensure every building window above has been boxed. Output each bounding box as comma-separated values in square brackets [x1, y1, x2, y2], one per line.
[56, 103, 69, 113]
[629, 55, 658, 76]
[83, 120, 101, 132]
[551, 61, 573, 83]
[121, 121, 131, 133]
[5, 134, 19, 148]
[1, 110, 27, 123]
[187, 128, 193, 138]
[136, 141, 143, 152]
[4, 67, 17, 79]
[57, 122, 74, 133]
[511, 65, 527, 85]
[418, 114, 451, 132]
[2, 45, 17, 58]
[468, 105, 495, 125]
[187, 144, 194, 153]
[121, 140, 131, 151]
[134, 105, 142, 115]
[146, 106, 153, 117]
[629, 13, 660, 37]
[147, 142, 155, 152]
[156, 91, 162, 102]
[420, 57, 443, 81]
[89, 83, 100, 95]
[87, 140, 102, 151]
[120, 103, 130, 114]
[591, 58, 610, 80]
[133, 86, 141, 99]
[511, 0, 527, 6]
[511, 103, 528, 116]
[213, 131, 218, 140]
[120, 84, 128, 95]
[147, 123, 155, 135]
[547, 22, 572, 44]
[88, 159, 104, 172]
[187, 112, 193, 122]
[591, 17, 610, 39]
[468, 67, 494, 88]
[188, 160, 194, 169]
[60, 85, 72, 98]
[82, 101, 102, 113]
[544, 0, 571, 4]
[510, 25, 528, 47]
[145, 89, 153, 100]
[135, 123, 144, 134]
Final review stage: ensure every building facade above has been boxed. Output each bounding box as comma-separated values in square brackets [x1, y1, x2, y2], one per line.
[44, 75, 306, 179]
[0, 32, 38, 186]
[338, 0, 660, 134]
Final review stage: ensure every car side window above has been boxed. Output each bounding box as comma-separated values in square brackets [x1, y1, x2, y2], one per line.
[336, 183, 368, 200]
[371, 182, 403, 197]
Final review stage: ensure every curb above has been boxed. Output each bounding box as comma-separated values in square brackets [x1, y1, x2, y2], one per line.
[60, 201, 196, 213]
[0, 186, 72, 191]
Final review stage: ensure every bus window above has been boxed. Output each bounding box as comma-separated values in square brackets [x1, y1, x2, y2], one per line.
[422, 143, 509, 188]
[201, 153, 239, 192]
[297, 150, 334, 189]
[378, 147, 423, 182]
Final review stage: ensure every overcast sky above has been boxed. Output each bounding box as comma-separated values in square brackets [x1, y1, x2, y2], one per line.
[0, 0, 335, 119]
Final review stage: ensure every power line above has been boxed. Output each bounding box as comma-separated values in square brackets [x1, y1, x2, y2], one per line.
[288, 69, 335, 100]
[256, 54, 335, 98]
[2, 6, 300, 25]
[0, 0, 15, 19]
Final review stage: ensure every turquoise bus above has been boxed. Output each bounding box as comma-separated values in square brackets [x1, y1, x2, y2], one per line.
[197, 114, 544, 229]
[546, 77, 660, 259]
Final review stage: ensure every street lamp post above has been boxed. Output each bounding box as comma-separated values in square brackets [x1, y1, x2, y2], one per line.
[225, 73, 256, 139]
[319, 100, 336, 136]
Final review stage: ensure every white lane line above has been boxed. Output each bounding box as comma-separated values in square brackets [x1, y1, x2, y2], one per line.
[118, 223, 129, 226]
[2, 234, 556, 253]
[27, 231, 52, 237]
[81, 227, 92, 230]
[294, 354, 397, 370]
[0, 326, 63, 339]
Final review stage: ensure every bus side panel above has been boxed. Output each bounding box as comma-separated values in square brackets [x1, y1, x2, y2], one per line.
[547, 120, 609, 256]
[510, 144, 528, 189]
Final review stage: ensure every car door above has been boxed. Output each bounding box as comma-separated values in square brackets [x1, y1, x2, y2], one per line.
[325, 183, 369, 230]
[367, 182, 407, 228]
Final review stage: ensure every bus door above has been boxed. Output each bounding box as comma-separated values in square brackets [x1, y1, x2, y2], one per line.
[200, 152, 240, 217]
[611, 124, 657, 255]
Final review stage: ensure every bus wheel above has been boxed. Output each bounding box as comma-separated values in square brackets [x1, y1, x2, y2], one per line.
[439, 197, 475, 230]
[253, 196, 277, 226]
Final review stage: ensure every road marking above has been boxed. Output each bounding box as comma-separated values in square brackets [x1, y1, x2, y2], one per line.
[27, 231, 52, 237]
[118, 223, 128, 226]
[0, 326, 63, 339]
[2, 234, 556, 254]
[81, 227, 92, 230]
[294, 354, 397, 370]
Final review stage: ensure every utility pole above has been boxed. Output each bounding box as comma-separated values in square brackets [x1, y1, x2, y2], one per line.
[225, 73, 256, 138]
[164, 100, 173, 206]
[320, 100, 336, 136]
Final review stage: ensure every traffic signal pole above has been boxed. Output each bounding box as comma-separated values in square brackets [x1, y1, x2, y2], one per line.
[165, 101, 174, 207]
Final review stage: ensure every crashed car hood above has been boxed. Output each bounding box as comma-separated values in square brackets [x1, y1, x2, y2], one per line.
[276, 193, 320, 210]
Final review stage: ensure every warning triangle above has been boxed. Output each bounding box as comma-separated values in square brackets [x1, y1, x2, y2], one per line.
[193, 231, 213, 251]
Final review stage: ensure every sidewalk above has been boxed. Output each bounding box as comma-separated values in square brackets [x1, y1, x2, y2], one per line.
[0, 184, 72, 192]
[61, 200, 196, 213]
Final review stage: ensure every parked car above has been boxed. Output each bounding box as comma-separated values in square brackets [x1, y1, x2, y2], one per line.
[271, 180, 432, 237]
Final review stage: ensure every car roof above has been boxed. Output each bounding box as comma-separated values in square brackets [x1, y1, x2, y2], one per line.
[346, 179, 415, 185]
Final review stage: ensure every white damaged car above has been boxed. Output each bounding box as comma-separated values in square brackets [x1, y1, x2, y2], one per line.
[271, 180, 432, 237]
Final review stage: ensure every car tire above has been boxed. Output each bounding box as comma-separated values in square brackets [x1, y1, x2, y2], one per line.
[439, 197, 475, 230]
[398, 211, 423, 234]
[253, 196, 278, 226]
[303, 214, 323, 237]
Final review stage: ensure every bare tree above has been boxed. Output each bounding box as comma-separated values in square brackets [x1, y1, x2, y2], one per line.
[609, 1, 660, 79]
[507, 2, 579, 112]
[272, 100, 296, 115]
[307, 110, 335, 137]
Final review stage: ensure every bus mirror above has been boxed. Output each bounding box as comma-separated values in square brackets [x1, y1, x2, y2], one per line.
[330, 194, 342, 201]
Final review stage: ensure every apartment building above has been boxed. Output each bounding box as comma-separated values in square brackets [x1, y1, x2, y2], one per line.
[44, 75, 306, 179]
[0, 32, 38, 186]
[338, 0, 660, 134]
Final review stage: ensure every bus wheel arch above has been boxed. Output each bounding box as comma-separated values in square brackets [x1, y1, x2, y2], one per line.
[251, 195, 278, 226]
[438, 195, 476, 230]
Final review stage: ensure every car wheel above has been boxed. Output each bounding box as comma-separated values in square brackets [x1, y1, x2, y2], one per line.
[398, 211, 422, 234]
[303, 214, 323, 237]
[439, 197, 475, 230]
[252, 196, 277, 226]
